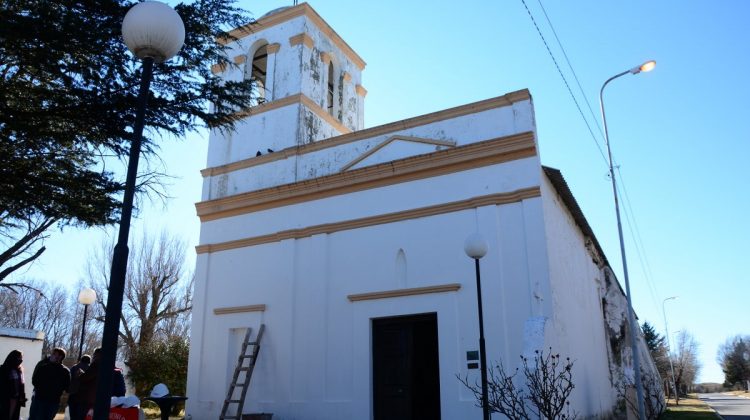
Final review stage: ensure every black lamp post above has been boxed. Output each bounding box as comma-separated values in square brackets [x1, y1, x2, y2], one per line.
[93, 3, 185, 420]
[465, 233, 490, 420]
[77, 287, 97, 360]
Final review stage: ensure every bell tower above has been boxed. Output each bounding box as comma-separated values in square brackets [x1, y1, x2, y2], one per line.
[205, 3, 367, 172]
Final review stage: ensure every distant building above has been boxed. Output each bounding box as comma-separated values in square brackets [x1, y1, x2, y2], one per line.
[186, 4, 661, 419]
[0, 327, 44, 420]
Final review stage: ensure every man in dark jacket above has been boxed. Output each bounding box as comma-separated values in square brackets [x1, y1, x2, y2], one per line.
[67, 354, 91, 420]
[77, 349, 101, 418]
[28, 348, 71, 420]
[78, 348, 128, 417]
[112, 367, 126, 397]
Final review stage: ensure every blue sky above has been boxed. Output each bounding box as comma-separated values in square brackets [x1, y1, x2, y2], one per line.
[13, 0, 749, 383]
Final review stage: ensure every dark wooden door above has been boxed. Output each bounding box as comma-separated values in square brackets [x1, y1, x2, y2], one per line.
[372, 313, 441, 420]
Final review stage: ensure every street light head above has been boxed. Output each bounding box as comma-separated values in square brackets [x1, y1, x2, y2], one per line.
[464, 233, 488, 259]
[640, 60, 657, 73]
[122, 1, 185, 63]
[630, 60, 656, 75]
[78, 287, 97, 305]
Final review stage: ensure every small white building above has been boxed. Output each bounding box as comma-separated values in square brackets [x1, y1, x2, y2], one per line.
[0, 327, 44, 420]
[186, 4, 660, 419]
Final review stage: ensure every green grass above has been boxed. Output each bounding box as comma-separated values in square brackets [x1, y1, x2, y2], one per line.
[659, 397, 717, 420]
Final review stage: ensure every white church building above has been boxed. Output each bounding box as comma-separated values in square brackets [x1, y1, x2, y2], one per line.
[186, 3, 660, 419]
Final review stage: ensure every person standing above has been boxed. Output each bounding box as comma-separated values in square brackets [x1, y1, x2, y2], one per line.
[28, 348, 70, 420]
[77, 348, 129, 417]
[0, 350, 26, 420]
[112, 366, 126, 398]
[77, 348, 101, 418]
[67, 355, 91, 420]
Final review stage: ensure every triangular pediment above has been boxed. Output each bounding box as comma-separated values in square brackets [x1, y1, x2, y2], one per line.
[340, 135, 456, 172]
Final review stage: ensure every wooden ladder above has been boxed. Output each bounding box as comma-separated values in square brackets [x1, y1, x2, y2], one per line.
[219, 324, 265, 420]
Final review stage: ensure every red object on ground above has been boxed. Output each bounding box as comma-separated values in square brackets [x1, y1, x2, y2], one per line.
[84, 406, 140, 420]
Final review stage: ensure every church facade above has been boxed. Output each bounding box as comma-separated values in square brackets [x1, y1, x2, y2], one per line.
[186, 4, 660, 419]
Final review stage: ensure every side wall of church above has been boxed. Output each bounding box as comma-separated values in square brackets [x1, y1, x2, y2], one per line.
[540, 174, 663, 417]
[540, 175, 620, 416]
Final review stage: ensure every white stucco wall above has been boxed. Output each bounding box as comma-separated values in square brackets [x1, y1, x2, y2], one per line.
[187, 202, 549, 419]
[540, 175, 618, 416]
[199, 156, 539, 245]
[219, 13, 365, 104]
[188, 106, 652, 419]
[207, 8, 365, 169]
[540, 172, 663, 417]
[188, 103, 550, 417]
[0, 328, 44, 420]
[203, 98, 534, 201]
[205, 105, 301, 170]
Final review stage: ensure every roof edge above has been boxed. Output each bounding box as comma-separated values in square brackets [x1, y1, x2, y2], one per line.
[218, 2, 366, 69]
[0, 327, 45, 341]
[542, 166, 612, 270]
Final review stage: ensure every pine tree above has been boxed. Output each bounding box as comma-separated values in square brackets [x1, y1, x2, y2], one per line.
[718, 336, 750, 389]
[0, 0, 257, 283]
[642, 321, 673, 398]
[643, 321, 666, 353]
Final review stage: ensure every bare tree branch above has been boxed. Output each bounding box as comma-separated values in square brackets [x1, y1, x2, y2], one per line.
[0, 217, 57, 281]
[0, 245, 47, 282]
[87, 229, 192, 359]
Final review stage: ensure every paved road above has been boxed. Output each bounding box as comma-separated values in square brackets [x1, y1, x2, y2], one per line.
[699, 393, 750, 420]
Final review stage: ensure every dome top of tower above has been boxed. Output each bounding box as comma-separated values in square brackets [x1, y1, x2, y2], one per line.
[260, 6, 292, 19]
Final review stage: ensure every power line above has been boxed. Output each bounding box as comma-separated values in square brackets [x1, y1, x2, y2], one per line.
[521, 0, 664, 314]
[534, 0, 605, 142]
[617, 167, 662, 313]
[518, 0, 608, 167]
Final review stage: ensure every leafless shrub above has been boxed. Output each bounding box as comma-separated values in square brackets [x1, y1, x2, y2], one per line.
[459, 348, 577, 420]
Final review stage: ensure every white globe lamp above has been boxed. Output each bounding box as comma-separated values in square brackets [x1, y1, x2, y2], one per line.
[122, 1, 185, 63]
[464, 232, 488, 259]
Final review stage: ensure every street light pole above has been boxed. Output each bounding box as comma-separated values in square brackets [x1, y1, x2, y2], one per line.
[465, 233, 490, 420]
[662, 296, 678, 401]
[599, 59, 656, 420]
[77, 288, 97, 360]
[94, 53, 154, 420]
[93, 3, 184, 420]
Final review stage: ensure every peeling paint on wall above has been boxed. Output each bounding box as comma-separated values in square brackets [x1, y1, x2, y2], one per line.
[346, 96, 357, 129]
[309, 47, 321, 83]
[217, 174, 228, 199]
[303, 110, 322, 145]
[522, 316, 548, 359]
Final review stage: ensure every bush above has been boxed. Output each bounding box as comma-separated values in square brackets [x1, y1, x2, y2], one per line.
[127, 337, 189, 398]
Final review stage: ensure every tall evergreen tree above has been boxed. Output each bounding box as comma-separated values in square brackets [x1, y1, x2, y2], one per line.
[643, 321, 666, 353]
[718, 336, 750, 389]
[0, 0, 257, 284]
[642, 321, 673, 397]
